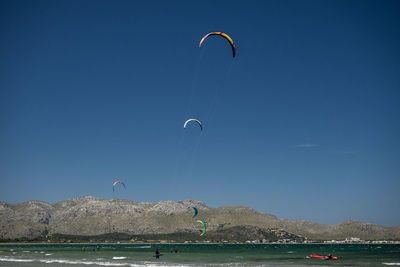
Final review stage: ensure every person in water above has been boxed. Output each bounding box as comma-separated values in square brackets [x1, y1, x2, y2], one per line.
[155, 248, 160, 259]
[327, 254, 333, 260]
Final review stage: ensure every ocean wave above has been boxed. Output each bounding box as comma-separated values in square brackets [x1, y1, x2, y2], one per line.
[383, 264, 400, 266]
[0, 257, 34, 262]
[0, 256, 179, 266]
[39, 259, 128, 266]
[113, 256, 127, 259]
[0, 256, 289, 267]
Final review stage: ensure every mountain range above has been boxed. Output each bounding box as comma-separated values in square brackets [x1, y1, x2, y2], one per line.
[1, 196, 399, 242]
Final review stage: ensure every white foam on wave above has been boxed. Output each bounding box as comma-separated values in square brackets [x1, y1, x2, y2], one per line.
[383, 263, 400, 266]
[45, 253, 53, 256]
[130, 263, 193, 267]
[39, 259, 128, 266]
[135, 246, 151, 249]
[113, 256, 127, 260]
[0, 256, 196, 267]
[0, 257, 34, 262]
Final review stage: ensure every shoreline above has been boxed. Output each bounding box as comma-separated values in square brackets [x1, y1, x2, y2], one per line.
[1, 242, 399, 245]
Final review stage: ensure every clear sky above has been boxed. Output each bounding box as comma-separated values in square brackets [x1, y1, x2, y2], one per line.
[1, 0, 399, 226]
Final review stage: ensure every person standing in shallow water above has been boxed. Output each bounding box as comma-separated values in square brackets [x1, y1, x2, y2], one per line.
[155, 248, 160, 259]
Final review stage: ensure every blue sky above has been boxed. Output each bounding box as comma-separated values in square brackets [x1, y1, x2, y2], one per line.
[1, 0, 399, 226]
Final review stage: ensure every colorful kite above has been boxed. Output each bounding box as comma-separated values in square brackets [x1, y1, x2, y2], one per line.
[199, 32, 236, 57]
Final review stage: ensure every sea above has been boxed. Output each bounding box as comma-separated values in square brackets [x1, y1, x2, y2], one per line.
[0, 243, 399, 267]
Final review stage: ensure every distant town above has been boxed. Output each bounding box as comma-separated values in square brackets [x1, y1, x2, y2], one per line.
[18, 236, 398, 245]
[321, 237, 400, 244]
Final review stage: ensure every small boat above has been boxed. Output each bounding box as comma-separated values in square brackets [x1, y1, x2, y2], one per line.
[310, 254, 338, 260]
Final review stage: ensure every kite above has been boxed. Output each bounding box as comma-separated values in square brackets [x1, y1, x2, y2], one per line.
[199, 32, 236, 57]
[197, 220, 206, 236]
[184, 119, 202, 131]
[188, 206, 198, 218]
[112, 180, 126, 191]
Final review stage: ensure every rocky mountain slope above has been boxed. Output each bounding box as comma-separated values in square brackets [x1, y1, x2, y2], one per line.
[1, 196, 399, 241]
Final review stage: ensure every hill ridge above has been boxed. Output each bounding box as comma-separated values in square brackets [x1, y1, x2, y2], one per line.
[1, 196, 399, 241]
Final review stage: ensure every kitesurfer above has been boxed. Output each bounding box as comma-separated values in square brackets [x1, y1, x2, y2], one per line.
[155, 248, 160, 259]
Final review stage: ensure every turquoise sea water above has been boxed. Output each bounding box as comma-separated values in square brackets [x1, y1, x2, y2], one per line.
[0, 243, 399, 266]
